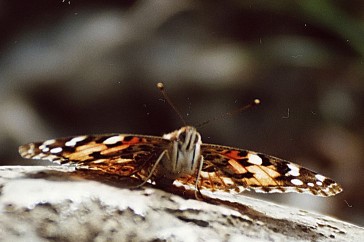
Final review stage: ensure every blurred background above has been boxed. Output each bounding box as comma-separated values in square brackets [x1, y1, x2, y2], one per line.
[0, 0, 363, 226]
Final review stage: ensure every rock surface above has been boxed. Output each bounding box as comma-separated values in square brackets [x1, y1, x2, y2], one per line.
[0, 166, 362, 242]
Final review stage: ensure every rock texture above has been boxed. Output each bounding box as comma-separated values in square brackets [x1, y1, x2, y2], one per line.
[0, 166, 362, 242]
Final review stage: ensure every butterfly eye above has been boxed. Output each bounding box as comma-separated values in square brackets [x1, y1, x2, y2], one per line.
[193, 135, 199, 144]
[178, 131, 186, 143]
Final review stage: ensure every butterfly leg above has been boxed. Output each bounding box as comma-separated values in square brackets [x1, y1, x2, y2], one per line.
[134, 150, 168, 188]
[194, 156, 205, 201]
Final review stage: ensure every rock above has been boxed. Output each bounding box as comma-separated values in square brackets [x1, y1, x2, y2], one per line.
[0, 166, 362, 242]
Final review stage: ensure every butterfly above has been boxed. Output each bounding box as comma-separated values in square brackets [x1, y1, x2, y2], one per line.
[19, 125, 342, 197]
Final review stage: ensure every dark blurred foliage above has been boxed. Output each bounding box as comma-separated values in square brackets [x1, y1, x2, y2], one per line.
[0, 0, 363, 226]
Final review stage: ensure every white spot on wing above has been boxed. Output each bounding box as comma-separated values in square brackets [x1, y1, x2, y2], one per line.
[39, 139, 56, 150]
[247, 153, 263, 165]
[103, 135, 123, 145]
[65, 136, 87, 147]
[50, 147, 63, 154]
[315, 174, 326, 182]
[291, 178, 303, 186]
[286, 163, 300, 176]
[42, 147, 50, 152]
[307, 182, 314, 187]
[316, 181, 323, 186]
[43, 139, 56, 146]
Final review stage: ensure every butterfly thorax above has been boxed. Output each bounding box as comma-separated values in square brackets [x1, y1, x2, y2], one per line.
[158, 126, 202, 179]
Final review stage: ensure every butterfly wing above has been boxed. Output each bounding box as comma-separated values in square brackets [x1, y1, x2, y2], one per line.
[19, 134, 343, 196]
[175, 143, 342, 197]
[19, 134, 171, 180]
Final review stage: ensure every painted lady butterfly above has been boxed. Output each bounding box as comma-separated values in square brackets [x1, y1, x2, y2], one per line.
[19, 125, 342, 197]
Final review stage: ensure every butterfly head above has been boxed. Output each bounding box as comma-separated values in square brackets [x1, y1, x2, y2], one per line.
[162, 126, 202, 177]
[175, 126, 201, 152]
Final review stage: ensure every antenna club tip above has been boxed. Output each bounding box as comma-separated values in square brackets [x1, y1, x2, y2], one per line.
[156, 82, 165, 90]
[254, 99, 261, 105]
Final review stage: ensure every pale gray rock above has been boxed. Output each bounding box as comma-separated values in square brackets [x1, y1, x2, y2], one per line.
[0, 166, 362, 242]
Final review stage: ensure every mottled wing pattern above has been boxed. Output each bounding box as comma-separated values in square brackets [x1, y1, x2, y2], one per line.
[176, 144, 342, 197]
[19, 130, 343, 197]
[19, 134, 171, 181]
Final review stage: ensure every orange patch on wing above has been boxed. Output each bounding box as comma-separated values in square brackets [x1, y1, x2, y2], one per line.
[223, 150, 247, 160]
[228, 159, 248, 174]
[243, 177, 262, 186]
[123, 137, 142, 145]
[75, 142, 106, 152]
[100, 145, 130, 155]
[245, 165, 279, 185]
[260, 165, 281, 178]
[68, 142, 107, 160]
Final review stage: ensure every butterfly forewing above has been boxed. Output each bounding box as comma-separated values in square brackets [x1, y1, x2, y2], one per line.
[195, 144, 342, 196]
[19, 134, 171, 179]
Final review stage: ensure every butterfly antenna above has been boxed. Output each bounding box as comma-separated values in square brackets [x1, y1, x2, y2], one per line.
[157, 82, 187, 126]
[196, 98, 260, 128]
